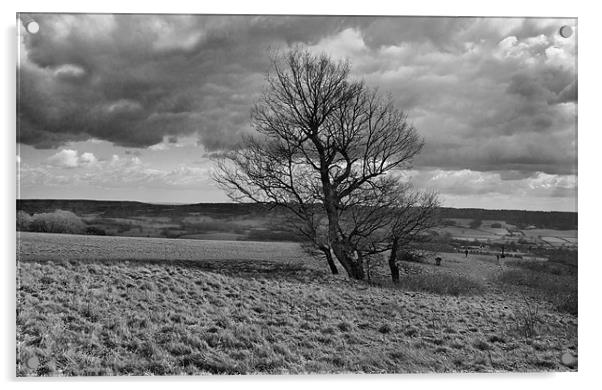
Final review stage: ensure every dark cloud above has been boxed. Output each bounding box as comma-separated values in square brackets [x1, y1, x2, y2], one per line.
[18, 14, 576, 178]
[18, 14, 348, 150]
[557, 80, 578, 104]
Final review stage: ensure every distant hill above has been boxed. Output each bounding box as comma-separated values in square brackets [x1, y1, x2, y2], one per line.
[437, 207, 577, 230]
[17, 199, 577, 231]
[16, 199, 266, 218]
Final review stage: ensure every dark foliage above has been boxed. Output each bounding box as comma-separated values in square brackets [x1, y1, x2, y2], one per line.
[85, 226, 107, 236]
[438, 207, 577, 230]
[18, 200, 577, 231]
[469, 219, 482, 229]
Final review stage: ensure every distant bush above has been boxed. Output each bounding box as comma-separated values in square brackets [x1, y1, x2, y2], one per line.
[428, 231, 452, 246]
[397, 273, 485, 296]
[540, 248, 578, 268]
[469, 219, 482, 229]
[162, 229, 181, 239]
[396, 250, 425, 263]
[441, 219, 456, 226]
[490, 222, 502, 228]
[555, 293, 578, 315]
[27, 210, 87, 234]
[85, 226, 107, 236]
[17, 210, 33, 231]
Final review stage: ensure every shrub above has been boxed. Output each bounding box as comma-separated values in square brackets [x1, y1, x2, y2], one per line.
[429, 231, 452, 245]
[397, 273, 485, 296]
[555, 293, 578, 315]
[490, 222, 502, 228]
[504, 260, 575, 276]
[469, 219, 482, 229]
[497, 268, 577, 314]
[498, 269, 574, 292]
[397, 250, 425, 263]
[85, 226, 107, 236]
[512, 296, 541, 339]
[337, 321, 352, 332]
[29, 210, 86, 234]
[378, 324, 392, 334]
[17, 210, 33, 231]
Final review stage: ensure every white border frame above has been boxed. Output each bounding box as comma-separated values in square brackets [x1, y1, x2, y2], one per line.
[4, 1, 598, 389]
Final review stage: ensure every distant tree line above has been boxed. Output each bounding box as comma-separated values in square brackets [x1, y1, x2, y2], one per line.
[438, 207, 577, 230]
[17, 200, 577, 231]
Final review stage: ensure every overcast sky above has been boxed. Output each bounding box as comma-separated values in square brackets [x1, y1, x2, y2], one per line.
[17, 14, 577, 211]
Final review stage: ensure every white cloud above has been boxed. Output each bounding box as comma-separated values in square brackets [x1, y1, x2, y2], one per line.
[308, 28, 369, 67]
[48, 149, 80, 168]
[48, 149, 98, 168]
[79, 152, 97, 165]
[409, 168, 576, 200]
[105, 99, 143, 114]
[149, 143, 169, 151]
[54, 64, 86, 79]
[29, 150, 213, 191]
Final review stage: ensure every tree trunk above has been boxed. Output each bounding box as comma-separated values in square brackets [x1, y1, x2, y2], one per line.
[320, 246, 339, 275]
[388, 239, 400, 283]
[331, 241, 365, 279]
[321, 179, 365, 280]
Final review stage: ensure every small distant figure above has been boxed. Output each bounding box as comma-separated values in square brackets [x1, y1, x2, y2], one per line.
[464, 249, 468, 258]
[435, 257, 442, 266]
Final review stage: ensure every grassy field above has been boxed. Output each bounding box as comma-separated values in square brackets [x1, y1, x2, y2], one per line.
[17, 232, 308, 263]
[16, 232, 577, 375]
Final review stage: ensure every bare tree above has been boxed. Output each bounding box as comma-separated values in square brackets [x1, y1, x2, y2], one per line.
[333, 179, 440, 282]
[213, 49, 426, 280]
[385, 189, 440, 283]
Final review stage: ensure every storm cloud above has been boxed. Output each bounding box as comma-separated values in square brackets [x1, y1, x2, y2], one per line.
[18, 14, 347, 150]
[17, 14, 577, 205]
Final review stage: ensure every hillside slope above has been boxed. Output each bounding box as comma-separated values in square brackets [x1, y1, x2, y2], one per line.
[17, 233, 577, 375]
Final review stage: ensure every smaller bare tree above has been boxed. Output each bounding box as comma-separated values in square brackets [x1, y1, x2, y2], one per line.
[385, 189, 440, 283]
[334, 179, 439, 283]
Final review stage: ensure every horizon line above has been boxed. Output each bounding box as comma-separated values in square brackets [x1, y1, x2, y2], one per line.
[16, 197, 578, 214]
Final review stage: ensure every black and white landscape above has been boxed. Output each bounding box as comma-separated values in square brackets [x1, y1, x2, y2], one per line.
[16, 14, 577, 375]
